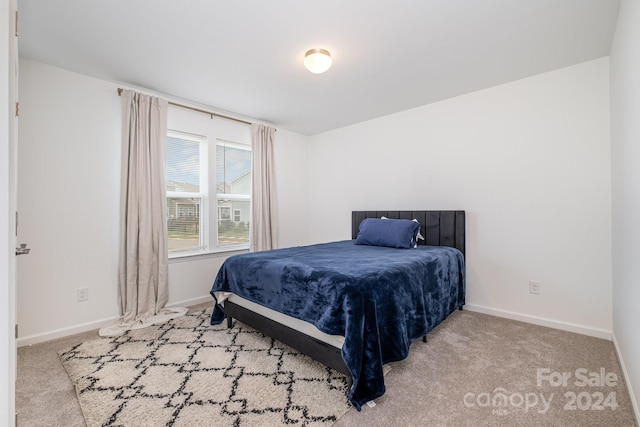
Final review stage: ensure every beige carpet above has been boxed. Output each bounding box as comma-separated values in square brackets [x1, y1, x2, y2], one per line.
[58, 308, 351, 427]
[334, 310, 638, 427]
[18, 307, 638, 427]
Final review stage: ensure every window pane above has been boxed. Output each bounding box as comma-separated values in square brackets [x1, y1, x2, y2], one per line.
[167, 136, 200, 192]
[216, 143, 251, 195]
[167, 197, 201, 252]
[218, 199, 250, 246]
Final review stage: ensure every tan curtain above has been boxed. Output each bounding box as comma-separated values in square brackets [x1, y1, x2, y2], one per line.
[250, 124, 278, 251]
[100, 90, 186, 336]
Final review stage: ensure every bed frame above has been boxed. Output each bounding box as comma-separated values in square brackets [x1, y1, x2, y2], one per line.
[224, 210, 466, 377]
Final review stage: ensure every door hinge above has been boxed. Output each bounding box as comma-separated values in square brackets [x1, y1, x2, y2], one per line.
[15, 11, 19, 37]
[15, 324, 18, 339]
[15, 102, 19, 117]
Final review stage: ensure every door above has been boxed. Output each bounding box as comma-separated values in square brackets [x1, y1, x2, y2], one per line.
[4, 0, 20, 425]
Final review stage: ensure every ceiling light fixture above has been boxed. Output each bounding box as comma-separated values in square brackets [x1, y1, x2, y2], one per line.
[304, 48, 332, 74]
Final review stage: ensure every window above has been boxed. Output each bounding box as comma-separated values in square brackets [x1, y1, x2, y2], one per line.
[165, 130, 251, 255]
[166, 131, 205, 253]
[218, 206, 231, 221]
[216, 140, 251, 247]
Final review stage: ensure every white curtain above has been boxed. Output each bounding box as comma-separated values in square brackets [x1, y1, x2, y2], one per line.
[250, 124, 278, 251]
[100, 90, 186, 336]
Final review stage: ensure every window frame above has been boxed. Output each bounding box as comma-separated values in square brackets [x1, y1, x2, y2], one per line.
[166, 130, 252, 259]
[166, 130, 207, 254]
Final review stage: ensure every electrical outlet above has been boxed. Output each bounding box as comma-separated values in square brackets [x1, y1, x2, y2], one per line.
[529, 280, 540, 295]
[77, 287, 89, 302]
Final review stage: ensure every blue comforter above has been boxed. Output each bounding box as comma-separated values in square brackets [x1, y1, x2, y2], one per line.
[209, 240, 465, 410]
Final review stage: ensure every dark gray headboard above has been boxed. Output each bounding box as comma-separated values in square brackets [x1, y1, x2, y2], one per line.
[351, 210, 465, 257]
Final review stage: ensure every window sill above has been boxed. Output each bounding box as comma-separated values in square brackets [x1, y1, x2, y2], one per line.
[168, 246, 249, 263]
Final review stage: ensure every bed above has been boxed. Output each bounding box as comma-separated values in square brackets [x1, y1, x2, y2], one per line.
[209, 210, 465, 410]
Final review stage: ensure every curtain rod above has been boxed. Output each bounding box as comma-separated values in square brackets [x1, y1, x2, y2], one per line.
[117, 88, 252, 126]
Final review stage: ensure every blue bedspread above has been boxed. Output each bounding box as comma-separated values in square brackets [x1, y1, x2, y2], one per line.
[209, 240, 465, 410]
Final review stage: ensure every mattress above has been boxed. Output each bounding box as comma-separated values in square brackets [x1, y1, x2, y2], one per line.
[217, 292, 345, 348]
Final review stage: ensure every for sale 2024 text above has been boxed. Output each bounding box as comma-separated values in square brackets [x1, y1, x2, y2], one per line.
[537, 368, 618, 411]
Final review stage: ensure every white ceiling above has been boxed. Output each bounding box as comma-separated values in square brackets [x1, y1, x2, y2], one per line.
[18, 0, 620, 136]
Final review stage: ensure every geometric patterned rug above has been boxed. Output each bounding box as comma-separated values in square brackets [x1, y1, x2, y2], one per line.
[58, 308, 352, 426]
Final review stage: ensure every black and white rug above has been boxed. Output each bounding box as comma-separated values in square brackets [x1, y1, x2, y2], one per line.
[58, 308, 351, 426]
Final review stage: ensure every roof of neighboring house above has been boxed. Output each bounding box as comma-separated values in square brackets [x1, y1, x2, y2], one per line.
[166, 180, 199, 193]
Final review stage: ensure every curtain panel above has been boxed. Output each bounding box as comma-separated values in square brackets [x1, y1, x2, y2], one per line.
[251, 124, 278, 252]
[100, 90, 186, 336]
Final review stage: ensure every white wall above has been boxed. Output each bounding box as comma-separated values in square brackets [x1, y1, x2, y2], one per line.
[308, 58, 612, 338]
[17, 58, 310, 344]
[272, 127, 310, 248]
[17, 59, 122, 342]
[610, 0, 640, 418]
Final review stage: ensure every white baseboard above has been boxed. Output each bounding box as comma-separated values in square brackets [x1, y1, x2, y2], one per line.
[612, 333, 640, 424]
[463, 304, 613, 340]
[17, 295, 214, 347]
[17, 315, 118, 347]
[166, 295, 213, 309]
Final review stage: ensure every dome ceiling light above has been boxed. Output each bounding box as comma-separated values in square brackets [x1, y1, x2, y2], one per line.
[304, 48, 332, 74]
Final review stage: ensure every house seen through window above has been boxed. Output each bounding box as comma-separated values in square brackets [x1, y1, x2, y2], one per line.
[165, 131, 251, 254]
